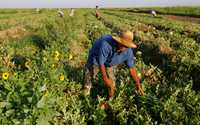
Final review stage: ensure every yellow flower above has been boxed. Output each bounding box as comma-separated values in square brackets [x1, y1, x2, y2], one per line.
[14, 72, 17, 76]
[44, 91, 48, 97]
[54, 51, 60, 61]
[59, 74, 65, 81]
[25, 60, 31, 69]
[137, 72, 142, 79]
[68, 54, 73, 60]
[55, 51, 60, 57]
[2, 72, 9, 80]
[54, 56, 59, 61]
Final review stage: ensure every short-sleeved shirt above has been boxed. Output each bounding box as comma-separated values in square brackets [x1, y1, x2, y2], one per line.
[87, 35, 135, 68]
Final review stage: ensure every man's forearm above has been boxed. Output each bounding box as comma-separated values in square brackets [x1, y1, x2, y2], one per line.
[130, 67, 145, 96]
[100, 64, 115, 98]
[100, 64, 109, 80]
[130, 68, 140, 87]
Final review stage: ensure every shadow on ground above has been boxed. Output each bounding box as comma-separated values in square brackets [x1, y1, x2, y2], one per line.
[138, 41, 200, 91]
[63, 63, 85, 84]
[31, 35, 48, 50]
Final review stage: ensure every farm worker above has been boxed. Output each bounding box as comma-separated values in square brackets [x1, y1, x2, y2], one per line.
[95, 5, 101, 19]
[83, 30, 145, 99]
[96, 10, 101, 19]
[69, 8, 75, 17]
[36, 8, 40, 13]
[151, 10, 157, 17]
[58, 9, 64, 17]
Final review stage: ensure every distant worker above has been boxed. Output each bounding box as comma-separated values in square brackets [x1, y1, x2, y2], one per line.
[83, 30, 145, 100]
[58, 9, 64, 17]
[36, 8, 41, 13]
[69, 8, 75, 17]
[95, 5, 101, 19]
[151, 10, 157, 17]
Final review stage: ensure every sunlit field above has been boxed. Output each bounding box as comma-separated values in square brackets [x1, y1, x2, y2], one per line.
[0, 8, 200, 125]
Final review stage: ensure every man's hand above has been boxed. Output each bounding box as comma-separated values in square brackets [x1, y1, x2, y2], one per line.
[104, 77, 113, 88]
[136, 84, 145, 96]
[130, 67, 145, 96]
[103, 77, 115, 98]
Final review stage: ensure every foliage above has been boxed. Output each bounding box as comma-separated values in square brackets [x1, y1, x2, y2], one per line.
[0, 8, 200, 125]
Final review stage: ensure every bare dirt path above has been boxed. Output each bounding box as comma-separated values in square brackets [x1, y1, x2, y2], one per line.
[164, 15, 200, 24]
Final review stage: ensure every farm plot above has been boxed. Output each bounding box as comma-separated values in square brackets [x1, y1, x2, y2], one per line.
[0, 8, 200, 125]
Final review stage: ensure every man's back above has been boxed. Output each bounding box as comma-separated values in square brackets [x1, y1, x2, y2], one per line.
[87, 35, 134, 68]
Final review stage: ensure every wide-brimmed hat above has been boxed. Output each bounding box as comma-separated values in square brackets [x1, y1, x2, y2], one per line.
[112, 30, 136, 48]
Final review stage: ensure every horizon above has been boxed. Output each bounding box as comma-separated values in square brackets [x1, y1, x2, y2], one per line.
[0, 0, 200, 8]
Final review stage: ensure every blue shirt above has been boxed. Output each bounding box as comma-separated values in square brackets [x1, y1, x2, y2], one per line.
[87, 35, 135, 68]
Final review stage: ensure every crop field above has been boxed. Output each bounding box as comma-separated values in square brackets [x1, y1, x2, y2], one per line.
[0, 8, 200, 125]
[122, 6, 200, 17]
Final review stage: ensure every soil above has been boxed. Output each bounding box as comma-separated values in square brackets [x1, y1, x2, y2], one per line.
[0, 26, 28, 41]
[68, 32, 88, 67]
[164, 15, 200, 24]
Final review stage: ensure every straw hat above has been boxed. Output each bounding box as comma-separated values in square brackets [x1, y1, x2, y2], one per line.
[112, 30, 136, 48]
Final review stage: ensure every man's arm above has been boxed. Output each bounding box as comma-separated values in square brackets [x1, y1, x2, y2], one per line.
[130, 67, 145, 96]
[100, 64, 115, 98]
[98, 41, 115, 98]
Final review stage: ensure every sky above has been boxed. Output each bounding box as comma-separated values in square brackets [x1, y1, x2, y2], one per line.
[0, 0, 200, 8]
